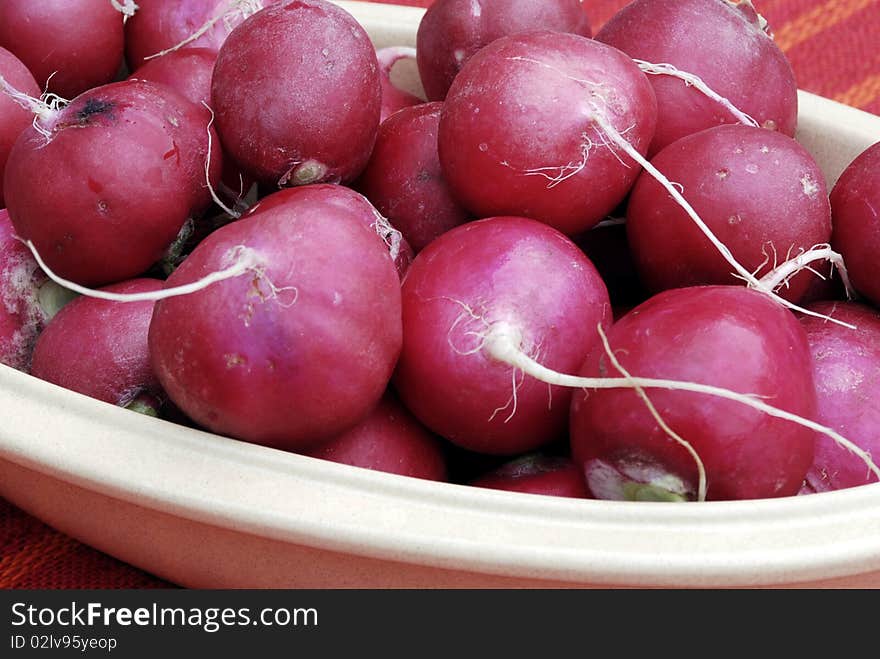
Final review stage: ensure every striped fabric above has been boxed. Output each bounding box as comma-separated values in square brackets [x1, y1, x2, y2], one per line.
[1, 0, 878, 589]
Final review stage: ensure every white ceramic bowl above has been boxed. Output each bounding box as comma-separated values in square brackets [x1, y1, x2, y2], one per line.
[2, 1, 880, 589]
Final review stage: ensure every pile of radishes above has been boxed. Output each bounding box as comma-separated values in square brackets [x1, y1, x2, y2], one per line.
[1, 0, 879, 503]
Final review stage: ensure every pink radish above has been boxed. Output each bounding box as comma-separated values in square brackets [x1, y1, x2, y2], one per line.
[149, 185, 402, 451]
[3, 79, 222, 286]
[438, 31, 657, 235]
[357, 102, 471, 253]
[0, 47, 39, 209]
[800, 302, 880, 493]
[569, 286, 817, 501]
[0, 0, 126, 98]
[830, 141, 880, 307]
[211, 0, 381, 188]
[30, 278, 165, 413]
[305, 392, 447, 481]
[625, 124, 832, 303]
[393, 215, 611, 455]
[416, 0, 592, 101]
[596, 0, 798, 155]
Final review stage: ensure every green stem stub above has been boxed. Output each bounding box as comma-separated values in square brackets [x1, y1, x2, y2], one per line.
[584, 458, 695, 503]
[621, 482, 688, 502]
[125, 393, 161, 418]
[279, 159, 330, 187]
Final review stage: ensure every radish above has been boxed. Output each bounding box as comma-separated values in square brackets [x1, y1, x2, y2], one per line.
[0, 209, 73, 372]
[800, 302, 880, 493]
[305, 392, 447, 481]
[244, 184, 414, 278]
[568, 286, 818, 501]
[149, 185, 402, 451]
[3, 79, 223, 287]
[830, 141, 880, 307]
[125, 0, 271, 70]
[0, 0, 126, 98]
[416, 0, 592, 101]
[437, 31, 657, 235]
[625, 124, 832, 303]
[393, 216, 611, 455]
[595, 0, 798, 155]
[0, 47, 39, 209]
[30, 278, 165, 414]
[469, 454, 590, 498]
[357, 102, 471, 253]
[376, 47, 423, 123]
[211, 0, 381, 188]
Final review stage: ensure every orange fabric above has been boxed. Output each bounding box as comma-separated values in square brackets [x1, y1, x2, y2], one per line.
[2, 0, 878, 589]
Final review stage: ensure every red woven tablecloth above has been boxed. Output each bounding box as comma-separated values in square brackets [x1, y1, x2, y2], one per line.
[2, 0, 879, 589]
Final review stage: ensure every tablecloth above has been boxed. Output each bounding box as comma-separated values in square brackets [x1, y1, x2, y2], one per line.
[2, 0, 879, 589]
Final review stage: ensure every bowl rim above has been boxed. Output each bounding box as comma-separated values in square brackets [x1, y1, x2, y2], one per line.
[2, 363, 880, 588]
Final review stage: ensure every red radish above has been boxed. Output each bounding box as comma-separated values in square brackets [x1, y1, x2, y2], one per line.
[0, 0, 126, 98]
[149, 185, 402, 451]
[211, 0, 381, 188]
[830, 141, 880, 307]
[357, 102, 471, 253]
[0, 209, 73, 372]
[376, 47, 423, 123]
[245, 184, 414, 278]
[800, 302, 880, 493]
[30, 278, 165, 412]
[569, 286, 817, 502]
[0, 47, 39, 209]
[393, 216, 611, 455]
[596, 0, 798, 155]
[305, 392, 447, 481]
[125, 0, 270, 70]
[438, 31, 657, 235]
[470, 454, 589, 498]
[626, 125, 831, 303]
[3, 79, 223, 287]
[416, 0, 592, 101]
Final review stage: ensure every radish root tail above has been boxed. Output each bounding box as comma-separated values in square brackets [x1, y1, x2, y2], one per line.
[483, 321, 880, 487]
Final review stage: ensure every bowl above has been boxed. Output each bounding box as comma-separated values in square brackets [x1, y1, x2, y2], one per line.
[2, 1, 880, 589]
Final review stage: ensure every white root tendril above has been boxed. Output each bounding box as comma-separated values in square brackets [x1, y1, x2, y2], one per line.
[370, 208, 403, 262]
[598, 327, 708, 502]
[144, 0, 265, 61]
[110, 0, 139, 18]
[0, 75, 67, 142]
[482, 322, 880, 485]
[757, 243, 856, 300]
[24, 240, 263, 303]
[634, 60, 759, 128]
[202, 102, 243, 219]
